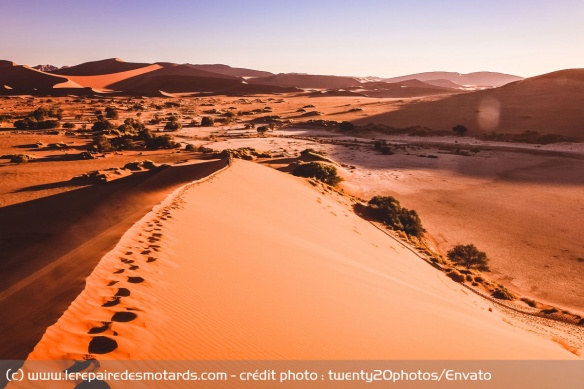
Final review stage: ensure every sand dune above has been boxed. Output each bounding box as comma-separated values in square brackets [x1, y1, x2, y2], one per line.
[248, 73, 361, 89]
[25, 160, 574, 362]
[0, 160, 228, 360]
[51, 58, 151, 76]
[383, 71, 523, 87]
[0, 60, 83, 92]
[356, 69, 584, 139]
[357, 79, 463, 98]
[188, 63, 274, 78]
[64, 64, 163, 90]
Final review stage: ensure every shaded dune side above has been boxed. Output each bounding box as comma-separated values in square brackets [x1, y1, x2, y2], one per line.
[355, 69, 584, 139]
[26, 161, 574, 363]
[0, 159, 227, 360]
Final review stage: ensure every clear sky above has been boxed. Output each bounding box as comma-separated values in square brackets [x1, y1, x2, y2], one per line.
[1, 0, 582, 78]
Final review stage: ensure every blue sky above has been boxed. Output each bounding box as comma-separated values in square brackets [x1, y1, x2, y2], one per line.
[1, 0, 582, 77]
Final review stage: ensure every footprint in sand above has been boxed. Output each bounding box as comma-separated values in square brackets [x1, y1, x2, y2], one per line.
[115, 288, 130, 297]
[127, 276, 144, 283]
[125, 251, 133, 255]
[107, 281, 118, 286]
[88, 336, 117, 354]
[129, 265, 139, 271]
[113, 269, 125, 274]
[111, 312, 137, 322]
[101, 297, 121, 307]
[88, 322, 111, 334]
[121, 258, 134, 264]
[141, 250, 151, 255]
[64, 359, 98, 373]
[147, 257, 157, 263]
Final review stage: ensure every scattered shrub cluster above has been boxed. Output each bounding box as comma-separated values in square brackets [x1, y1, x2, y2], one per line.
[447, 244, 490, 271]
[365, 196, 425, 238]
[292, 162, 342, 186]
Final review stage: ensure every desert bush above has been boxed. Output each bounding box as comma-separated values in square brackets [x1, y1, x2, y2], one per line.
[366, 196, 425, 238]
[292, 162, 342, 186]
[164, 117, 182, 131]
[300, 148, 324, 156]
[201, 116, 214, 127]
[92, 119, 114, 132]
[62, 122, 76, 130]
[92, 134, 114, 152]
[447, 244, 490, 271]
[185, 144, 196, 151]
[105, 106, 119, 119]
[447, 269, 465, 283]
[521, 297, 537, 308]
[453, 125, 468, 136]
[491, 285, 514, 300]
[339, 121, 354, 131]
[10, 154, 30, 163]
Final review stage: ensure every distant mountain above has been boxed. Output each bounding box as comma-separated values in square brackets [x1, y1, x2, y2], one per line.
[187, 64, 273, 78]
[33, 64, 59, 72]
[356, 79, 463, 98]
[423, 79, 464, 89]
[248, 73, 361, 89]
[383, 72, 523, 88]
[354, 69, 584, 139]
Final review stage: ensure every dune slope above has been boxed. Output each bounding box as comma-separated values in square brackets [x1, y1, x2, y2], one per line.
[25, 161, 574, 362]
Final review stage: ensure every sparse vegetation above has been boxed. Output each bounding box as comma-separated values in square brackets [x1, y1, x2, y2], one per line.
[201, 116, 214, 127]
[292, 162, 342, 186]
[452, 124, 468, 136]
[365, 196, 425, 238]
[447, 244, 490, 271]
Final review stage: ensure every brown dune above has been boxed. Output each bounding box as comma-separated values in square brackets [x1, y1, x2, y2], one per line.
[358, 79, 463, 98]
[248, 73, 361, 89]
[187, 63, 274, 78]
[0, 60, 83, 92]
[383, 71, 523, 87]
[356, 69, 584, 139]
[64, 64, 162, 90]
[51, 58, 151, 76]
[425, 78, 464, 89]
[108, 64, 299, 95]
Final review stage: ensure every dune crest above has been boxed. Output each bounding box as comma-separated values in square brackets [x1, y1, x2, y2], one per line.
[26, 161, 574, 362]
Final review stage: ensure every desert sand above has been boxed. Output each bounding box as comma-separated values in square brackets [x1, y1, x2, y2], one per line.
[24, 161, 577, 363]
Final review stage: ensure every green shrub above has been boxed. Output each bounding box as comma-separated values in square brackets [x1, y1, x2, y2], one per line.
[447, 244, 490, 271]
[366, 196, 425, 238]
[492, 286, 514, 300]
[447, 269, 465, 283]
[105, 106, 119, 119]
[339, 121, 354, 131]
[10, 154, 30, 163]
[201, 116, 214, 127]
[292, 162, 342, 186]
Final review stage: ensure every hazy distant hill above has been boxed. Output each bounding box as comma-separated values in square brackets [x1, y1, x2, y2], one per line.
[355, 69, 584, 139]
[188, 64, 273, 78]
[357, 79, 463, 98]
[248, 73, 361, 89]
[383, 71, 523, 88]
